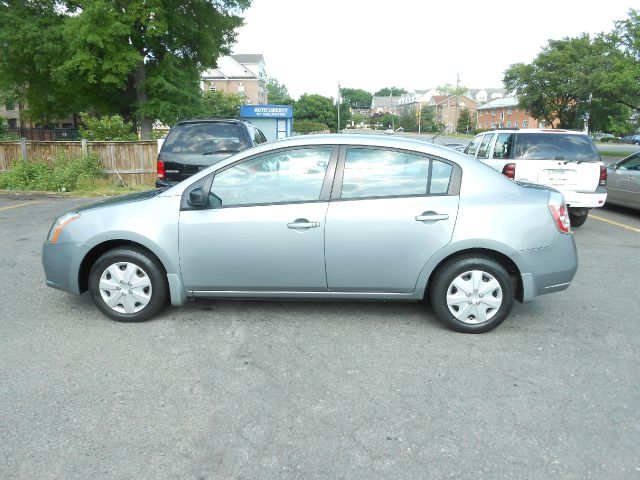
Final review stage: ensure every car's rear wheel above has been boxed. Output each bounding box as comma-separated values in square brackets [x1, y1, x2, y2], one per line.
[430, 256, 514, 333]
[88, 247, 168, 322]
[569, 210, 588, 228]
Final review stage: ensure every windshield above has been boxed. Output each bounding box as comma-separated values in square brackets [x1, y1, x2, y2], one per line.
[161, 123, 248, 154]
[513, 133, 600, 161]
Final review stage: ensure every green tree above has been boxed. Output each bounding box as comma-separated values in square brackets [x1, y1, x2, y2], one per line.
[437, 83, 467, 97]
[266, 78, 292, 105]
[374, 87, 407, 97]
[0, 0, 250, 138]
[419, 106, 437, 132]
[294, 93, 350, 132]
[341, 88, 372, 108]
[457, 108, 474, 133]
[197, 90, 245, 118]
[79, 112, 138, 140]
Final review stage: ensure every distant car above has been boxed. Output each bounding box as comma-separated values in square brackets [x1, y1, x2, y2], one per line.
[384, 128, 394, 134]
[606, 152, 640, 210]
[43, 134, 578, 333]
[464, 128, 607, 227]
[621, 134, 640, 145]
[155, 119, 268, 188]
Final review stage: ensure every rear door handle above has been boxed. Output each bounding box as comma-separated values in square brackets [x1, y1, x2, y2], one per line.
[415, 213, 449, 222]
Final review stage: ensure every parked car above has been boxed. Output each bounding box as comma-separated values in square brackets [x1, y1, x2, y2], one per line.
[43, 134, 578, 333]
[155, 118, 268, 188]
[463, 128, 607, 227]
[606, 151, 640, 210]
[621, 134, 640, 145]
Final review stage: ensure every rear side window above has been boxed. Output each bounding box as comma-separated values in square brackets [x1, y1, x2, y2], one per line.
[340, 148, 453, 199]
[513, 133, 600, 161]
[493, 133, 514, 158]
[162, 123, 249, 154]
[254, 128, 267, 144]
[477, 133, 495, 159]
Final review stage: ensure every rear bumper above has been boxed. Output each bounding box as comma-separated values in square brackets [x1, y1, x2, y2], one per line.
[563, 186, 607, 209]
[155, 178, 178, 188]
[517, 233, 578, 302]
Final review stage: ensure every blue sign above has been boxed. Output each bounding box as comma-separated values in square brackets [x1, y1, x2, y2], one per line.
[240, 105, 293, 118]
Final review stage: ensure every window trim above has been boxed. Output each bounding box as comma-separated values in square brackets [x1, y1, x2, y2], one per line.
[332, 145, 461, 201]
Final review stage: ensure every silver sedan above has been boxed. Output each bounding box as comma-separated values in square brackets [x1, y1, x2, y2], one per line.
[606, 152, 640, 210]
[43, 135, 578, 333]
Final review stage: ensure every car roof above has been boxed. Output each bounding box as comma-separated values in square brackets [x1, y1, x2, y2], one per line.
[174, 118, 249, 126]
[480, 128, 588, 136]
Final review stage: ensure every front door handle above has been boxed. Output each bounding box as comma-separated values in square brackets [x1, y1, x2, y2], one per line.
[415, 212, 449, 222]
[287, 219, 320, 229]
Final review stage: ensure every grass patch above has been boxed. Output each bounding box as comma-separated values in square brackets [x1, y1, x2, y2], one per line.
[598, 150, 635, 158]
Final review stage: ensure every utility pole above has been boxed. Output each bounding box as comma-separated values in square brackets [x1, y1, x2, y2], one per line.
[390, 88, 395, 131]
[337, 81, 341, 133]
[453, 72, 460, 134]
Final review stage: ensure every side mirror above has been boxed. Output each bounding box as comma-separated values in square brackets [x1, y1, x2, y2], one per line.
[187, 187, 206, 208]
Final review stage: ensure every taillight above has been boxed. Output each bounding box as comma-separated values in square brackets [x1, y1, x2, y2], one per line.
[157, 159, 165, 179]
[599, 164, 607, 186]
[502, 163, 516, 179]
[549, 202, 571, 234]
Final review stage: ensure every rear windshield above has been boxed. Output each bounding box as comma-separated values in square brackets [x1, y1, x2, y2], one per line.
[513, 133, 599, 161]
[162, 123, 249, 154]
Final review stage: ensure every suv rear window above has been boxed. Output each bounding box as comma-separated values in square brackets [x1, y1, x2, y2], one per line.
[513, 133, 599, 161]
[162, 123, 249, 154]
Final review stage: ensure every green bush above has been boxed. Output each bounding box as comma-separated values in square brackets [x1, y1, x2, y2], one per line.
[0, 153, 104, 191]
[293, 120, 329, 134]
[599, 136, 621, 143]
[79, 112, 138, 141]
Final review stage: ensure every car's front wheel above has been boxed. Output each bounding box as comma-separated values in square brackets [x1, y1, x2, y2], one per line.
[88, 247, 168, 322]
[430, 256, 515, 333]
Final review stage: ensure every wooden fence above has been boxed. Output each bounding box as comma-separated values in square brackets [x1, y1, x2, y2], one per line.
[0, 139, 158, 186]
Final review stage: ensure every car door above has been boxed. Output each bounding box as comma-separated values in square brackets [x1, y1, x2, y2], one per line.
[608, 153, 640, 207]
[324, 146, 460, 293]
[178, 146, 337, 291]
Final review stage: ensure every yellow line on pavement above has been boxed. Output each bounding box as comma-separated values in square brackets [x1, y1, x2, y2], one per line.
[591, 214, 640, 233]
[0, 201, 41, 212]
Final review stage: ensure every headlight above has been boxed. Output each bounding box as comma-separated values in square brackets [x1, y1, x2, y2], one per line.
[47, 212, 81, 243]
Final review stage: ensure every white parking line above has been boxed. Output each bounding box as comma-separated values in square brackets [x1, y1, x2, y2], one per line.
[591, 214, 640, 233]
[0, 201, 41, 212]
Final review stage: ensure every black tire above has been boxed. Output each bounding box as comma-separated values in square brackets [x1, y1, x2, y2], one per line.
[88, 247, 168, 322]
[569, 211, 588, 228]
[429, 256, 515, 333]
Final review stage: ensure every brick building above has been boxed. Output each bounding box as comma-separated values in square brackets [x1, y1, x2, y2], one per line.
[476, 97, 539, 130]
[201, 54, 268, 105]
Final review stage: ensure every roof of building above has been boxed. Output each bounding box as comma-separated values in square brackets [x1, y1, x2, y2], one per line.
[477, 96, 519, 110]
[371, 96, 401, 108]
[231, 54, 265, 65]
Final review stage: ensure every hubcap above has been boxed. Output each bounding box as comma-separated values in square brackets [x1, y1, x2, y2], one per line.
[446, 270, 503, 325]
[98, 262, 152, 314]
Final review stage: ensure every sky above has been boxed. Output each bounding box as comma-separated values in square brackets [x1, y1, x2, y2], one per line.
[232, 0, 635, 99]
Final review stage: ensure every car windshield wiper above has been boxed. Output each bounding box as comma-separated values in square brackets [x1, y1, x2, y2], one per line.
[202, 149, 240, 155]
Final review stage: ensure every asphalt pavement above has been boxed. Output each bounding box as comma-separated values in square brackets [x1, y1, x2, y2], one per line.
[0, 193, 639, 479]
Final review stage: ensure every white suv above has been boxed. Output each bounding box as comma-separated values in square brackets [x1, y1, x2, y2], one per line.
[464, 128, 607, 227]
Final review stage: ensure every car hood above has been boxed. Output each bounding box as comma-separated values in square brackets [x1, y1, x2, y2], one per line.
[75, 189, 165, 213]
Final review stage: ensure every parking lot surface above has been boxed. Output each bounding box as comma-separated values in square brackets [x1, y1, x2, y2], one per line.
[1, 192, 639, 479]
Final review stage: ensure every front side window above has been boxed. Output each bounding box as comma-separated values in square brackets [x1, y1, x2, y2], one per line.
[464, 135, 483, 156]
[209, 147, 332, 207]
[340, 148, 453, 199]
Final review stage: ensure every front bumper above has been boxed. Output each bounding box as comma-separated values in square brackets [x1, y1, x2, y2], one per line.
[42, 241, 86, 295]
[517, 232, 578, 302]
